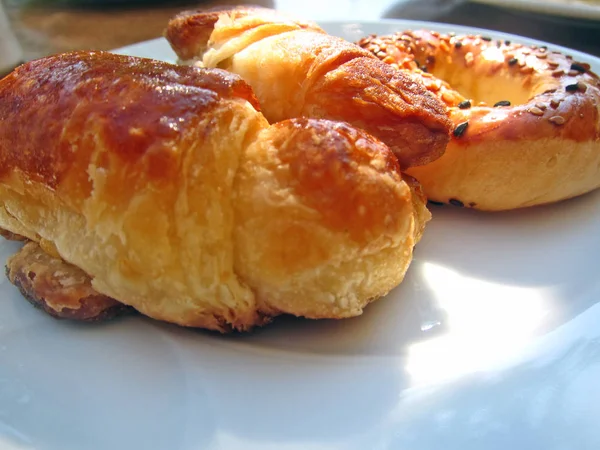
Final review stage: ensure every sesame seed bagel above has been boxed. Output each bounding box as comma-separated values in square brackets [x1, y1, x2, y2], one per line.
[358, 30, 600, 211]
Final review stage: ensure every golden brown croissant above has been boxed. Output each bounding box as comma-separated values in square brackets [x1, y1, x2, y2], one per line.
[0, 51, 429, 332]
[165, 6, 453, 169]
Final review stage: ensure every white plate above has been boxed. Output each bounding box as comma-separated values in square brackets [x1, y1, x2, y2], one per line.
[3, 20, 600, 450]
[471, 0, 600, 21]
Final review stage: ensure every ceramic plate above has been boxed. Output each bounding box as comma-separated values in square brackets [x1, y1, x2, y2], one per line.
[471, 0, 600, 21]
[2, 20, 600, 450]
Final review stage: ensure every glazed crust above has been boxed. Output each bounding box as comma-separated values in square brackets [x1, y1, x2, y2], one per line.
[359, 30, 600, 210]
[165, 7, 452, 169]
[0, 51, 429, 331]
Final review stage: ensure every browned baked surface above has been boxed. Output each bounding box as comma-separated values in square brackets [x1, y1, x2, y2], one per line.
[6, 241, 131, 321]
[0, 51, 259, 200]
[0, 51, 428, 331]
[359, 30, 600, 210]
[165, 7, 453, 169]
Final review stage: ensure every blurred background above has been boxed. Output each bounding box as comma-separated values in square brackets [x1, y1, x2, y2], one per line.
[1, 0, 600, 74]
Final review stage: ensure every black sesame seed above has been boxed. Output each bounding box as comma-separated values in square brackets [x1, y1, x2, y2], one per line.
[570, 62, 587, 73]
[508, 58, 518, 66]
[494, 100, 511, 107]
[496, 40, 502, 48]
[458, 100, 472, 109]
[481, 36, 492, 41]
[449, 198, 465, 207]
[541, 45, 548, 50]
[455, 41, 463, 49]
[453, 121, 469, 137]
[566, 83, 579, 92]
[420, 65, 428, 72]
[504, 40, 511, 45]
[428, 200, 444, 206]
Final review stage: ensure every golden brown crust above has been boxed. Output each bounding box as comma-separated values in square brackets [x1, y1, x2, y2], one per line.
[0, 51, 260, 194]
[165, 7, 452, 169]
[359, 30, 600, 209]
[262, 118, 406, 244]
[303, 56, 453, 168]
[234, 118, 429, 319]
[0, 51, 429, 331]
[6, 241, 131, 321]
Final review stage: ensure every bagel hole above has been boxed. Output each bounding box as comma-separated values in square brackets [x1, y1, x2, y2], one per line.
[429, 49, 538, 106]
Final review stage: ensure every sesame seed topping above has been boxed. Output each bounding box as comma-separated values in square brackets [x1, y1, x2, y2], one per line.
[449, 198, 465, 207]
[577, 81, 588, 92]
[552, 69, 565, 77]
[550, 99, 561, 108]
[570, 62, 587, 73]
[508, 58, 518, 66]
[420, 65, 428, 72]
[529, 106, 544, 116]
[537, 53, 547, 59]
[465, 52, 474, 67]
[535, 103, 547, 110]
[494, 100, 511, 107]
[505, 40, 511, 45]
[441, 92, 454, 103]
[428, 200, 444, 206]
[453, 121, 469, 137]
[566, 83, 579, 92]
[455, 41, 463, 49]
[458, 100, 472, 109]
[547, 61, 560, 68]
[481, 36, 492, 41]
[549, 116, 566, 125]
[568, 69, 580, 76]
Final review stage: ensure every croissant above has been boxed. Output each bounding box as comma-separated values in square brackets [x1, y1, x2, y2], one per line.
[165, 6, 453, 169]
[0, 51, 429, 332]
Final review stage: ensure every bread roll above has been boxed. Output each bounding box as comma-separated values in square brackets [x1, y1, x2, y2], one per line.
[0, 51, 429, 331]
[359, 30, 600, 210]
[166, 6, 453, 169]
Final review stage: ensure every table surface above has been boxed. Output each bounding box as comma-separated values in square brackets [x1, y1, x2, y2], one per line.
[3, 0, 600, 67]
